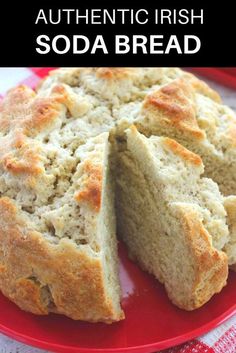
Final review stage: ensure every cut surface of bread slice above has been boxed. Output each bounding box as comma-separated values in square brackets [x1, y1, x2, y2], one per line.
[0, 85, 123, 322]
[224, 196, 236, 270]
[116, 127, 228, 310]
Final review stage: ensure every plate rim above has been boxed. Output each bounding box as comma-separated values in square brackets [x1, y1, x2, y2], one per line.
[0, 304, 235, 353]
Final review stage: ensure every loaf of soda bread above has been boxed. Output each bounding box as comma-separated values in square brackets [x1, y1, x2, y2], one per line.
[0, 68, 236, 321]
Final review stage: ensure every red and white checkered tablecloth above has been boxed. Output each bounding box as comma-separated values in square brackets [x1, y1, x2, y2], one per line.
[0, 67, 235, 353]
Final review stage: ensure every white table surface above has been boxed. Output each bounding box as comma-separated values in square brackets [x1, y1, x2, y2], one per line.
[0, 76, 236, 353]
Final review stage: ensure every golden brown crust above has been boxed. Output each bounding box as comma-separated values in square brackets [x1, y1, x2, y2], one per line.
[0, 85, 63, 136]
[143, 79, 205, 139]
[162, 138, 202, 166]
[1, 133, 42, 176]
[52, 84, 74, 106]
[45, 67, 138, 87]
[14, 277, 49, 315]
[0, 84, 124, 322]
[51, 84, 90, 118]
[25, 97, 62, 135]
[75, 161, 103, 212]
[182, 72, 222, 103]
[169, 205, 228, 310]
[0, 85, 63, 177]
[96, 68, 134, 80]
[0, 85, 64, 182]
[0, 197, 124, 322]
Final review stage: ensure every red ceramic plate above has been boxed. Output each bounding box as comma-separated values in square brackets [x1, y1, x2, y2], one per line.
[0, 242, 235, 353]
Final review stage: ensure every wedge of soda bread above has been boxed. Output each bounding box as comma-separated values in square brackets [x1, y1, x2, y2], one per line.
[0, 86, 123, 322]
[116, 127, 228, 310]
